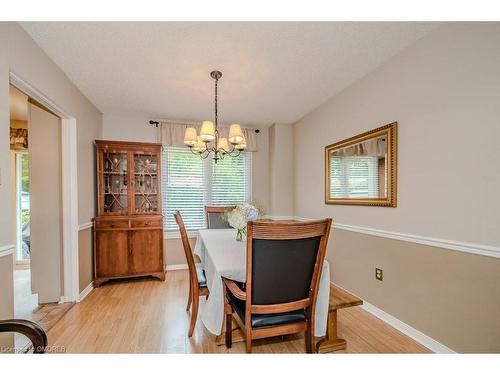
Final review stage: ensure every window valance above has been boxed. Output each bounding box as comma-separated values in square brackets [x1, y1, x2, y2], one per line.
[158, 121, 258, 152]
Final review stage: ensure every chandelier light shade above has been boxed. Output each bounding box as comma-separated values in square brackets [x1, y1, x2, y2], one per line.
[199, 121, 215, 142]
[183, 127, 198, 146]
[228, 124, 244, 144]
[183, 70, 246, 162]
[235, 137, 247, 150]
[218, 137, 229, 153]
[192, 137, 206, 153]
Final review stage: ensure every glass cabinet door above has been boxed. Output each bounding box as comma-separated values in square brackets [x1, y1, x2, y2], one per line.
[101, 151, 129, 214]
[133, 152, 159, 214]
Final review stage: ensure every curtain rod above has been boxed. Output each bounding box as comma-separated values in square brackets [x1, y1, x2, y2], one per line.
[148, 119, 260, 133]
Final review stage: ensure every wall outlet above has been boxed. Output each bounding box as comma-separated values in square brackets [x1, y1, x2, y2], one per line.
[375, 268, 383, 281]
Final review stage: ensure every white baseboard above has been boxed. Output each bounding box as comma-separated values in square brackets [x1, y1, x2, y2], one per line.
[78, 282, 94, 302]
[361, 301, 455, 353]
[166, 264, 188, 271]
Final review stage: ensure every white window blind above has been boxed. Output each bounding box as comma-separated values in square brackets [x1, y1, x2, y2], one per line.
[162, 147, 252, 231]
[330, 156, 379, 198]
[211, 154, 251, 206]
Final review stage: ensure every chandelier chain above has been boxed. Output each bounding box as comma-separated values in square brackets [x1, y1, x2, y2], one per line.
[185, 70, 244, 163]
[214, 75, 218, 130]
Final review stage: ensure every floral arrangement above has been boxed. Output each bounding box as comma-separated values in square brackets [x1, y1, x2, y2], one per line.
[223, 203, 263, 241]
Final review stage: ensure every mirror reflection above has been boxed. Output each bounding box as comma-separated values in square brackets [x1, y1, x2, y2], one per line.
[329, 135, 387, 199]
[325, 122, 397, 207]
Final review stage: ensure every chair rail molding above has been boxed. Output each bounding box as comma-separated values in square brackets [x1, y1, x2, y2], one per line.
[79, 222, 94, 231]
[290, 217, 500, 259]
[0, 244, 15, 258]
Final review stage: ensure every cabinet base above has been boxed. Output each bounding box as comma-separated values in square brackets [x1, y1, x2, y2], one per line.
[94, 271, 166, 288]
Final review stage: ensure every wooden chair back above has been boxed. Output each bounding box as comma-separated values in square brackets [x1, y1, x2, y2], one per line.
[205, 205, 234, 229]
[245, 219, 332, 316]
[174, 211, 199, 286]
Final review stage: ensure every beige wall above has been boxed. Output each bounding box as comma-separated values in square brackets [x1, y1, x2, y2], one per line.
[102, 112, 158, 143]
[292, 23, 500, 352]
[78, 228, 93, 293]
[268, 123, 294, 216]
[329, 229, 500, 353]
[0, 23, 102, 318]
[293, 23, 500, 246]
[164, 238, 196, 266]
[0, 255, 14, 349]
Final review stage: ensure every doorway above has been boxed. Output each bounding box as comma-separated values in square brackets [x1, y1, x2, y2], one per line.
[9, 84, 74, 351]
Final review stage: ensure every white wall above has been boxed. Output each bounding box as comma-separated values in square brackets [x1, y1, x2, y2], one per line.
[293, 23, 500, 247]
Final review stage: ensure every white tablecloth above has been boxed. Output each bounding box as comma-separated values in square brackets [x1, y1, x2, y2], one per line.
[194, 229, 330, 337]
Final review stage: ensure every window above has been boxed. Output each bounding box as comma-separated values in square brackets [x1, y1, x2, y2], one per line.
[330, 156, 379, 198]
[162, 147, 252, 232]
[16, 152, 31, 261]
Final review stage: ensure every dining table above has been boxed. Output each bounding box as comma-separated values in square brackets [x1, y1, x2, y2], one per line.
[194, 228, 330, 337]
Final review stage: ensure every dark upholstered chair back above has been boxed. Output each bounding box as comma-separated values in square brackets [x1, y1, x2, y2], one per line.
[205, 206, 234, 229]
[245, 219, 332, 309]
[251, 237, 321, 305]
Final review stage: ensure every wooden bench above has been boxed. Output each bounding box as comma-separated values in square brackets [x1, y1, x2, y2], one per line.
[316, 283, 363, 353]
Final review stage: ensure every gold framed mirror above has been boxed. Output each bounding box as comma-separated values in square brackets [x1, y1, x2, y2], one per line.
[325, 122, 397, 207]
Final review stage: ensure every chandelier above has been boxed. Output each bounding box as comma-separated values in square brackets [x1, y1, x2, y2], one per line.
[183, 70, 246, 163]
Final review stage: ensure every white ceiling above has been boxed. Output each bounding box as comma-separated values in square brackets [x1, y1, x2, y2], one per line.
[21, 22, 438, 126]
[10, 84, 28, 121]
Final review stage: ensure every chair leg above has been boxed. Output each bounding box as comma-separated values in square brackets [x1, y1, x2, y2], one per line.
[305, 320, 314, 354]
[225, 313, 232, 348]
[245, 332, 252, 353]
[188, 291, 199, 338]
[186, 284, 192, 312]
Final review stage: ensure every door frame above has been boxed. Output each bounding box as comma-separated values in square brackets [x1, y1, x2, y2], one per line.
[10, 72, 80, 303]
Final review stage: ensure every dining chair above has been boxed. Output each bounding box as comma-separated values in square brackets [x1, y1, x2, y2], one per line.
[0, 319, 47, 353]
[222, 219, 332, 353]
[174, 211, 209, 337]
[204, 205, 234, 229]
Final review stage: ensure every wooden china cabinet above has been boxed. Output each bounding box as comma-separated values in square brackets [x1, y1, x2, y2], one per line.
[93, 140, 165, 287]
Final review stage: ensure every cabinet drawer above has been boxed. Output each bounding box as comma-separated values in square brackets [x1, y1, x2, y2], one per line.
[131, 219, 162, 228]
[95, 220, 130, 230]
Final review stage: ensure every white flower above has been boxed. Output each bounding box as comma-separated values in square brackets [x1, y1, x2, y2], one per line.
[226, 204, 260, 230]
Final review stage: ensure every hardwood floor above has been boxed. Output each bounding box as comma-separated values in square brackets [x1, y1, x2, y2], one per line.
[14, 269, 74, 351]
[47, 270, 430, 353]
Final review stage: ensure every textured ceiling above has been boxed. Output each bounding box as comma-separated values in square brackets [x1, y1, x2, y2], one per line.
[21, 22, 438, 126]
